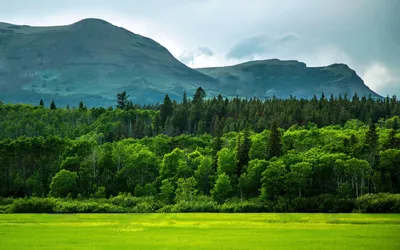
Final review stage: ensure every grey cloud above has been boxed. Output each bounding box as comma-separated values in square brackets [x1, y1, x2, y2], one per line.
[0, 0, 399, 96]
[226, 33, 300, 59]
[198, 46, 214, 56]
[178, 46, 214, 65]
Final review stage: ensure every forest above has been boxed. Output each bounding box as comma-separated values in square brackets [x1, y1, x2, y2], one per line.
[0, 88, 399, 213]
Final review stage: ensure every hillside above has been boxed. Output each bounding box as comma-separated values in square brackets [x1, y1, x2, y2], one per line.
[196, 59, 381, 99]
[0, 18, 218, 106]
[0, 19, 380, 106]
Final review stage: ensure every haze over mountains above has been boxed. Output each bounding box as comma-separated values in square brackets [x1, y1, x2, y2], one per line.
[0, 18, 381, 107]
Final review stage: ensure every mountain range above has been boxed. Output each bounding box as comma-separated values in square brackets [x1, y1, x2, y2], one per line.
[0, 18, 381, 107]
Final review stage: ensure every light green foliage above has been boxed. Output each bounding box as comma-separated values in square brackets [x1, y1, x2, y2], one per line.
[49, 170, 78, 198]
[211, 173, 233, 203]
[238, 159, 268, 198]
[175, 177, 198, 203]
[217, 148, 236, 178]
[249, 131, 268, 160]
[194, 155, 214, 194]
[159, 179, 175, 205]
[261, 159, 287, 200]
[160, 148, 186, 181]
[285, 162, 312, 197]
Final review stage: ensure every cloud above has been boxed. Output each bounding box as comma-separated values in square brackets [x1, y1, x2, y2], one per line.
[226, 33, 300, 59]
[198, 47, 214, 56]
[362, 63, 400, 96]
[178, 46, 216, 66]
[0, 0, 398, 95]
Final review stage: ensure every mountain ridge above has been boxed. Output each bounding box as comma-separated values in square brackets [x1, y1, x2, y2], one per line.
[0, 18, 381, 106]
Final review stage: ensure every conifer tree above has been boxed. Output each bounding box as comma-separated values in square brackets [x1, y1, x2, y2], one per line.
[50, 100, 56, 110]
[236, 125, 251, 177]
[160, 94, 173, 127]
[267, 120, 282, 159]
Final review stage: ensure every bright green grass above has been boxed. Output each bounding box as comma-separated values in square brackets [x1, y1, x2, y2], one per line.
[1, 213, 399, 249]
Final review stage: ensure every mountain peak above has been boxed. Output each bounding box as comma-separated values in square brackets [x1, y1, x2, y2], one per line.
[72, 18, 112, 26]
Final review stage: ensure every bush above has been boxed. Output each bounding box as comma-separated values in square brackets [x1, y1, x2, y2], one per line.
[10, 198, 55, 213]
[221, 198, 267, 213]
[54, 199, 126, 213]
[355, 193, 400, 213]
[288, 195, 355, 213]
[130, 202, 155, 213]
[0, 205, 11, 213]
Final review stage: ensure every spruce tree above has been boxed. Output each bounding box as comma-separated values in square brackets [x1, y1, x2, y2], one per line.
[79, 101, 85, 110]
[365, 123, 378, 151]
[267, 120, 282, 159]
[160, 94, 173, 127]
[236, 125, 251, 177]
[50, 100, 56, 110]
[211, 116, 222, 170]
[116, 92, 129, 109]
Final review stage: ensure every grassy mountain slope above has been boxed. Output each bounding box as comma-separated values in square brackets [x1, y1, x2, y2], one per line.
[196, 59, 381, 99]
[0, 19, 218, 106]
[0, 19, 380, 106]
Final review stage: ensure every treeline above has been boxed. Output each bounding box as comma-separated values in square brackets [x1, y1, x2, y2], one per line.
[1, 88, 400, 140]
[1, 193, 399, 213]
[0, 109, 399, 212]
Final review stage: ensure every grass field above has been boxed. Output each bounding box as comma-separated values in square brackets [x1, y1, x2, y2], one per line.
[0, 213, 399, 249]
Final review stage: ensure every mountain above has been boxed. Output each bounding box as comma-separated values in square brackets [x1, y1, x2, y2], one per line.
[0, 18, 218, 106]
[0, 19, 380, 107]
[196, 59, 381, 100]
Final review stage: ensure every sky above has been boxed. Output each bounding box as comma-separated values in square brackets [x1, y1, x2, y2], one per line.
[1, 0, 399, 96]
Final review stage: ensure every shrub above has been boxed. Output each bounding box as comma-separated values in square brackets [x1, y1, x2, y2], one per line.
[10, 198, 55, 213]
[49, 170, 78, 198]
[221, 198, 267, 213]
[355, 193, 400, 213]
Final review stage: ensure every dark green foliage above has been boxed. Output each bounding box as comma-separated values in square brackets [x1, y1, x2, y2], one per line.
[116, 92, 129, 110]
[50, 100, 56, 110]
[236, 126, 251, 176]
[1, 89, 400, 213]
[160, 94, 173, 127]
[355, 193, 400, 213]
[267, 120, 283, 159]
[49, 170, 78, 198]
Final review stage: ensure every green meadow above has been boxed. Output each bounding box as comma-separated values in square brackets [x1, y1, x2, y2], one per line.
[0, 213, 399, 250]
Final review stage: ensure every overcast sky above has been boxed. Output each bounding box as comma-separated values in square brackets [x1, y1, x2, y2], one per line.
[1, 0, 399, 96]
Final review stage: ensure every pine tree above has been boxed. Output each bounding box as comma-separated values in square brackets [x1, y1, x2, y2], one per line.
[267, 120, 282, 159]
[116, 92, 129, 109]
[190, 87, 206, 125]
[211, 116, 222, 170]
[39, 99, 44, 107]
[79, 101, 85, 110]
[50, 100, 56, 110]
[236, 125, 251, 177]
[160, 94, 173, 127]
[365, 123, 378, 151]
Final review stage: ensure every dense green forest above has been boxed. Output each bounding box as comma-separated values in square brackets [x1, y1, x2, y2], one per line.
[0, 88, 399, 213]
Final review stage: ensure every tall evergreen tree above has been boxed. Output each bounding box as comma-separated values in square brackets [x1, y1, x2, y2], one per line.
[365, 123, 378, 151]
[267, 120, 282, 159]
[211, 116, 222, 170]
[236, 125, 251, 177]
[190, 87, 206, 127]
[39, 99, 44, 107]
[160, 94, 173, 127]
[116, 92, 129, 109]
[50, 100, 56, 110]
[79, 101, 85, 110]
